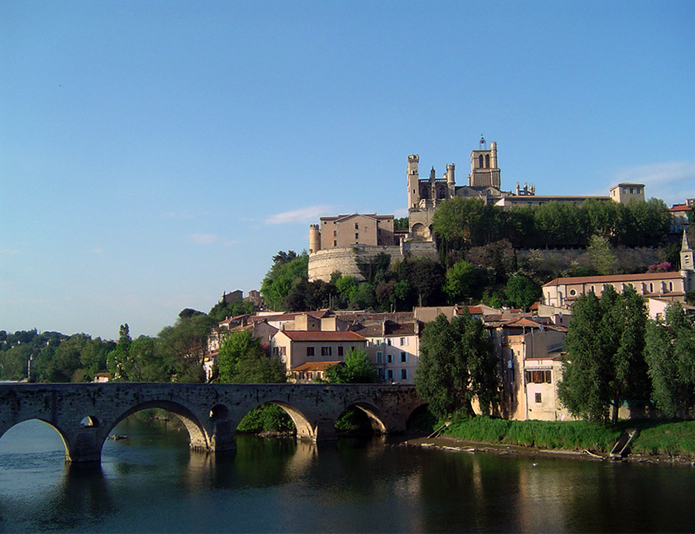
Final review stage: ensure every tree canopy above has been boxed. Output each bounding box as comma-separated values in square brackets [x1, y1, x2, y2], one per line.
[216, 329, 286, 384]
[415, 311, 498, 419]
[323, 348, 377, 384]
[558, 286, 649, 423]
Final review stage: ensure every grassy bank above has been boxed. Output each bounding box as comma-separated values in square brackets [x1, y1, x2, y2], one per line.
[442, 417, 695, 457]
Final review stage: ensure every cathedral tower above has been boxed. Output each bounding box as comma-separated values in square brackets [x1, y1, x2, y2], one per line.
[468, 140, 500, 188]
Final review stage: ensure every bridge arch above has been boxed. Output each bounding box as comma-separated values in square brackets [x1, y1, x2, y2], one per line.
[0, 418, 72, 461]
[107, 400, 211, 452]
[344, 402, 387, 434]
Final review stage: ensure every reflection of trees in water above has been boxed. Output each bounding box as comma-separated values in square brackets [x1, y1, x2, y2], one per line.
[37, 463, 116, 531]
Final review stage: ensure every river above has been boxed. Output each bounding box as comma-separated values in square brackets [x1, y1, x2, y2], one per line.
[1, 418, 694, 532]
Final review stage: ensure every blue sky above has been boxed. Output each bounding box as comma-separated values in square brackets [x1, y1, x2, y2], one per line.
[1, 0, 694, 339]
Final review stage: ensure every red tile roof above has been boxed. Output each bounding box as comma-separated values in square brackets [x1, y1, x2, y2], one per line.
[279, 331, 367, 342]
[543, 272, 682, 287]
[291, 361, 341, 372]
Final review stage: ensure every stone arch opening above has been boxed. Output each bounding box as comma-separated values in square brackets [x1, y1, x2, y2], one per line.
[405, 403, 435, 432]
[80, 416, 99, 427]
[107, 400, 210, 452]
[235, 401, 298, 437]
[0, 418, 70, 461]
[336, 403, 387, 436]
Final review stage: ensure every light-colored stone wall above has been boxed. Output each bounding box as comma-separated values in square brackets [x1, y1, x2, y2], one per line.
[308, 242, 438, 283]
[318, 214, 395, 250]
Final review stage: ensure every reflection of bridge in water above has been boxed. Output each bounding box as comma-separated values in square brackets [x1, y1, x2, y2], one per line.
[0, 383, 423, 462]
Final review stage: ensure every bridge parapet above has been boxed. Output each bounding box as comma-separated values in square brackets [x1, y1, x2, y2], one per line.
[0, 383, 423, 463]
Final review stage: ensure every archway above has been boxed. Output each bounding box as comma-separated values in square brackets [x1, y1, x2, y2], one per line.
[106, 400, 210, 453]
[335, 403, 387, 436]
[0, 418, 69, 461]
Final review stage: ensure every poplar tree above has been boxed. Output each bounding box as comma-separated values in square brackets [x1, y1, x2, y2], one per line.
[558, 286, 649, 423]
[645, 302, 695, 417]
[415, 311, 498, 419]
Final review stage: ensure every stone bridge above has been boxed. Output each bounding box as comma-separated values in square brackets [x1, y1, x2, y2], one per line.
[0, 382, 424, 463]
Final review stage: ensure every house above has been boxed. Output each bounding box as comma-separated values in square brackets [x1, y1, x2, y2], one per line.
[352, 318, 422, 384]
[270, 330, 368, 381]
[542, 272, 688, 308]
[490, 317, 571, 421]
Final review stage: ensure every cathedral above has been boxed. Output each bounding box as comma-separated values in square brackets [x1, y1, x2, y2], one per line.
[406, 138, 514, 241]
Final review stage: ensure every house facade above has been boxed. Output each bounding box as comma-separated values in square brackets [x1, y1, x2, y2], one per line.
[270, 330, 368, 381]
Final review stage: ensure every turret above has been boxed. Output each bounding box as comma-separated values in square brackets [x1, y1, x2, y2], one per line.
[490, 142, 497, 168]
[407, 154, 420, 209]
[446, 163, 455, 187]
[309, 224, 321, 254]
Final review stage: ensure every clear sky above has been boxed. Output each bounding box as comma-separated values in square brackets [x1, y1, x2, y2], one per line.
[2, 0, 694, 340]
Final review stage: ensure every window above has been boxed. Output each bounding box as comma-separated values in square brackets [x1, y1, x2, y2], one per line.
[400, 337, 408, 346]
[333, 240, 337, 247]
[525, 370, 551, 383]
[400, 352, 407, 363]
[355, 223, 359, 230]
[376, 351, 383, 363]
[337, 346, 344, 357]
[535, 393, 542, 403]
[387, 339, 392, 346]
[333, 230, 337, 237]
[355, 233, 359, 240]
[306, 347, 315, 357]
[387, 354, 393, 363]
[400, 369, 408, 380]
[321, 346, 332, 356]
[387, 370, 394, 380]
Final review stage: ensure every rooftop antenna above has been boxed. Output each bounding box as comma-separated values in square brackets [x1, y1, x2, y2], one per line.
[479, 134, 487, 150]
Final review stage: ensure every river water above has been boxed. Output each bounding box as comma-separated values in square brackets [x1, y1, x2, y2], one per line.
[1, 419, 694, 533]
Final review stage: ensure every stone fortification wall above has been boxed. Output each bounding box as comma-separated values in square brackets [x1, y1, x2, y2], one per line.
[308, 245, 402, 282]
[308, 242, 439, 282]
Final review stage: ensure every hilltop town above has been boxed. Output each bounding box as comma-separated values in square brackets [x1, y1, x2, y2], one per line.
[2, 140, 694, 423]
[199, 139, 695, 422]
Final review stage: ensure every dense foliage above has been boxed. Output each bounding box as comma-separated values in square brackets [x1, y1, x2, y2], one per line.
[644, 302, 695, 417]
[558, 286, 650, 423]
[322, 348, 377, 384]
[415, 311, 499, 419]
[216, 330, 286, 384]
[433, 197, 671, 251]
[0, 329, 112, 382]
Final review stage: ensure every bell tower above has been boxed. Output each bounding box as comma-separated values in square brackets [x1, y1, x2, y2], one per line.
[407, 154, 420, 209]
[468, 138, 500, 188]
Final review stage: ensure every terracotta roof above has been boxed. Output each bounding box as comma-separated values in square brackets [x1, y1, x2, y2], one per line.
[278, 331, 367, 342]
[291, 361, 341, 372]
[543, 272, 683, 287]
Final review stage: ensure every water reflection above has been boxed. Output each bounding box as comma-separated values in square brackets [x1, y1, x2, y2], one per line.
[3, 419, 695, 532]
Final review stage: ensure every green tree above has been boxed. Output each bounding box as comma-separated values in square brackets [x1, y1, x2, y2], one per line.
[260, 251, 309, 310]
[506, 274, 541, 310]
[444, 260, 481, 303]
[323, 348, 377, 384]
[558, 286, 649, 423]
[208, 299, 254, 322]
[644, 302, 695, 417]
[415, 311, 498, 419]
[217, 329, 285, 383]
[157, 311, 215, 383]
[432, 197, 501, 251]
[588, 234, 618, 275]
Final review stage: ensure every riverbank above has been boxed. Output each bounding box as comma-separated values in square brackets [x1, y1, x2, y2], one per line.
[402, 434, 695, 466]
[401, 418, 695, 467]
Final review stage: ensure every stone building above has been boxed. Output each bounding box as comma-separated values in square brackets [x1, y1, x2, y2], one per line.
[542, 231, 695, 308]
[406, 139, 510, 242]
[309, 213, 396, 253]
